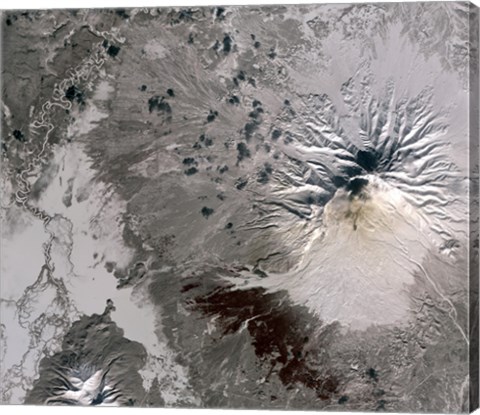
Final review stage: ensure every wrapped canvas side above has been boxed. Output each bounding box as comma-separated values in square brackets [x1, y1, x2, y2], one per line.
[470, 2, 480, 412]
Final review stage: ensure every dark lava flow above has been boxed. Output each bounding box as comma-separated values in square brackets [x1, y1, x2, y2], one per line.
[184, 283, 339, 400]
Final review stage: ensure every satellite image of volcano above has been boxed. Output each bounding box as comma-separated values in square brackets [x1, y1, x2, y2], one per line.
[0, 1, 479, 412]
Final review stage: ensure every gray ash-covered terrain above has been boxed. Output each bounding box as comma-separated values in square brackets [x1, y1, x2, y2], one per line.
[0, 2, 479, 412]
